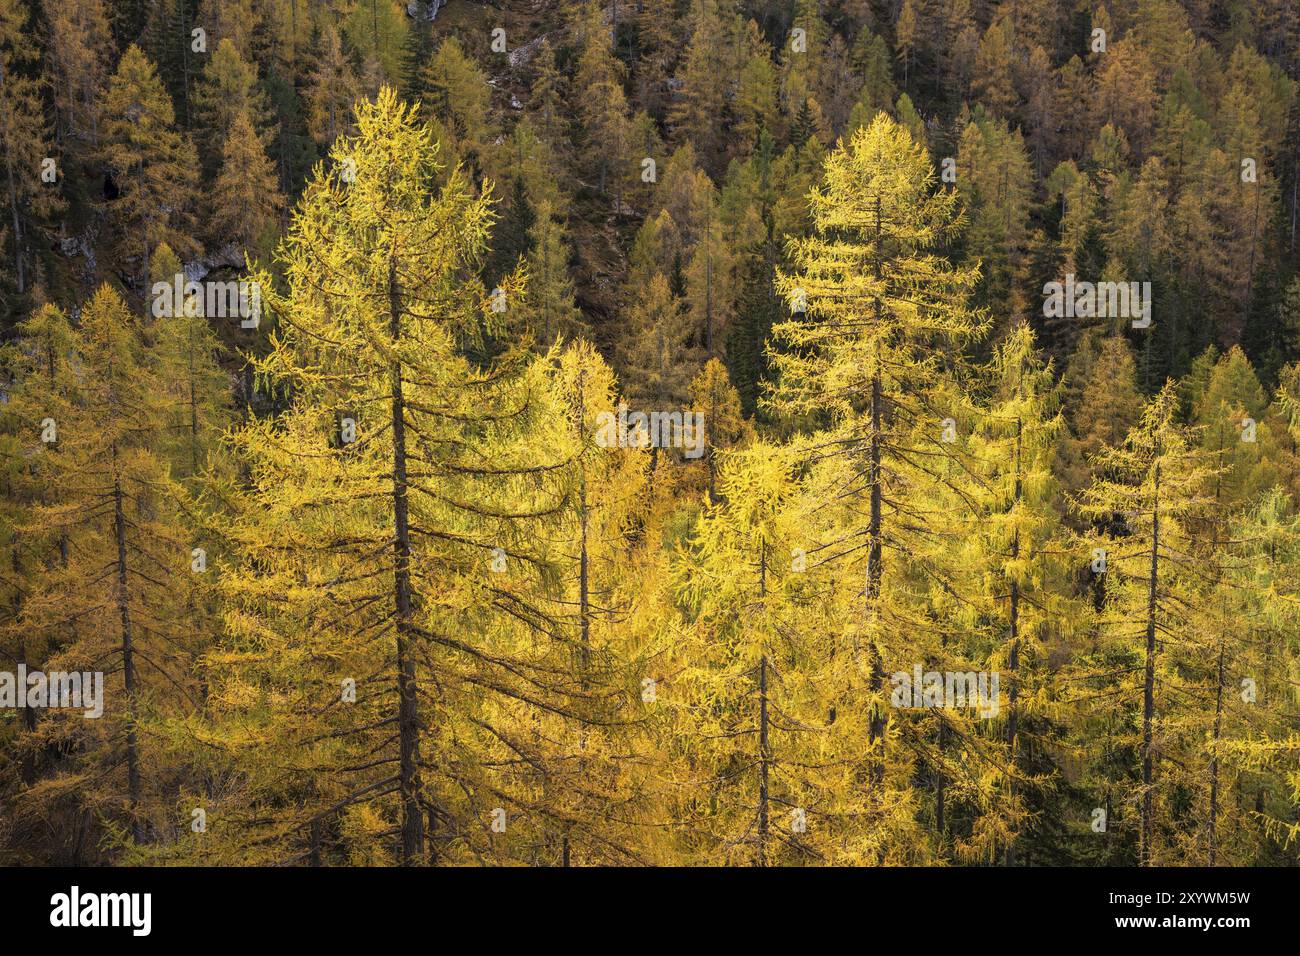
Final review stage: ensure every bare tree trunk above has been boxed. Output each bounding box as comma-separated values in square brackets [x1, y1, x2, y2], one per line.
[866, 196, 885, 792]
[14, 545, 39, 785]
[188, 327, 199, 475]
[579, 484, 590, 674]
[113, 457, 143, 843]
[1243, 184, 1260, 336]
[309, 818, 322, 866]
[1140, 457, 1161, 866]
[1209, 644, 1223, 866]
[1005, 415, 1022, 866]
[388, 256, 425, 865]
[704, 202, 714, 356]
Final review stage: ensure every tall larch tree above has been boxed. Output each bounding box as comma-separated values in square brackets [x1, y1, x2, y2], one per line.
[304, 23, 361, 149]
[1075, 383, 1218, 865]
[191, 38, 271, 176]
[209, 109, 286, 253]
[208, 89, 603, 866]
[770, 112, 987, 858]
[15, 285, 199, 854]
[101, 45, 201, 284]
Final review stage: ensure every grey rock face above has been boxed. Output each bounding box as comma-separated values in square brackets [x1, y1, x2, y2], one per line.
[407, 0, 443, 22]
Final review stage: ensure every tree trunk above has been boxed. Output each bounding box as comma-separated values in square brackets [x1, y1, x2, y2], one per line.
[388, 256, 425, 865]
[1140, 458, 1160, 866]
[14, 545, 39, 785]
[309, 818, 322, 866]
[704, 203, 714, 356]
[866, 196, 885, 791]
[758, 653, 769, 865]
[1243, 183, 1260, 335]
[1208, 643, 1224, 865]
[113, 457, 143, 843]
[579, 482, 590, 675]
[1005, 416, 1022, 866]
[188, 331, 199, 475]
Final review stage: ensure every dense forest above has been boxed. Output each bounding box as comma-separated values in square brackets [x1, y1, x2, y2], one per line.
[1, 0, 1299, 867]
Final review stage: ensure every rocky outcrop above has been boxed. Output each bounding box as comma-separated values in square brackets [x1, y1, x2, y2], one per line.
[406, 0, 443, 22]
[183, 243, 246, 284]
